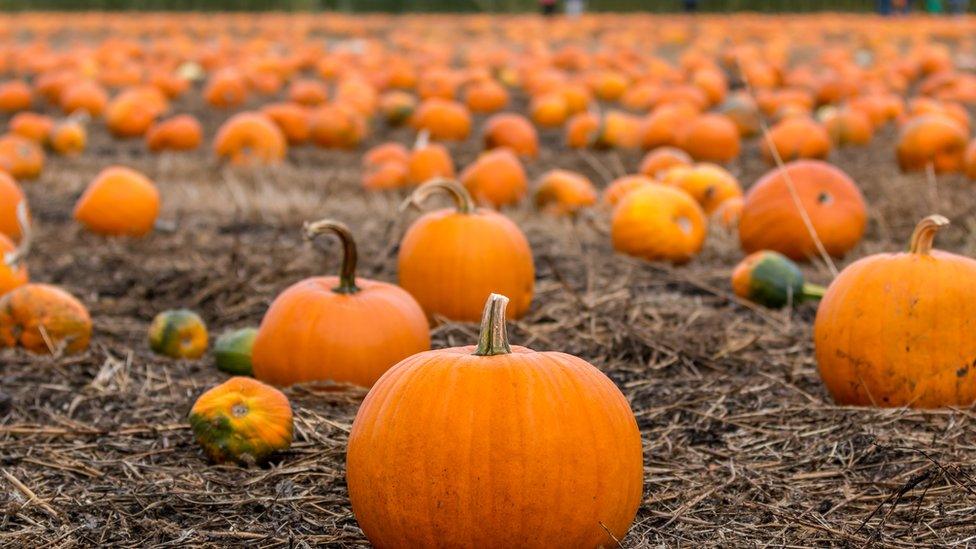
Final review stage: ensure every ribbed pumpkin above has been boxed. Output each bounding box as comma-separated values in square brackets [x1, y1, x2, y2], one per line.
[189, 376, 293, 465]
[731, 250, 825, 309]
[739, 160, 866, 261]
[603, 175, 656, 207]
[675, 113, 741, 163]
[459, 148, 527, 208]
[398, 179, 534, 321]
[74, 166, 160, 237]
[145, 114, 203, 152]
[252, 220, 430, 387]
[149, 309, 209, 359]
[639, 146, 693, 178]
[410, 98, 472, 141]
[660, 163, 742, 215]
[261, 102, 311, 145]
[896, 114, 968, 173]
[347, 293, 643, 548]
[815, 216, 976, 408]
[483, 113, 539, 158]
[761, 116, 832, 165]
[533, 169, 597, 216]
[0, 283, 91, 354]
[612, 183, 707, 264]
[213, 112, 287, 165]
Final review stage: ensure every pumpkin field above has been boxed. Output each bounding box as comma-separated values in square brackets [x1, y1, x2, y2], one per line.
[2, 10, 976, 547]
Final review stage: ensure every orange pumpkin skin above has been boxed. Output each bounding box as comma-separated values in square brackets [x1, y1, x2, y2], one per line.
[761, 117, 832, 165]
[821, 107, 874, 146]
[639, 146, 692, 178]
[464, 80, 509, 113]
[815, 216, 976, 408]
[213, 112, 287, 165]
[0, 234, 28, 295]
[529, 92, 569, 128]
[0, 81, 32, 112]
[896, 115, 968, 173]
[379, 91, 417, 126]
[364, 143, 410, 168]
[660, 163, 742, 215]
[399, 180, 534, 321]
[363, 161, 409, 191]
[964, 139, 976, 180]
[675, 113, 741, 163]
[0, 173, 28, 242]
[59, 81, 108, 117]
[603, 175, 656, 207]
[105, 87, 168, 138]
[204, 69, 248, 109]
[0, 134, 44, 180]
[287, 78, 329, 106]
[74, 166, 160, 237]
[347, 295, 643, 549]
[565, 112, 599, 148]
[252, 221, 429, 388]
[145, 114, 203, 152]
[309, 104, 367, 150]
[713, 196, 744, 230]
[460, 149, 527, 208]
[0, 283, 91, 354]
[9, 112, 53, 143]
[49, 120, 86, 155]
[483, 113, 538, 158]
[612, 184, 707, 265]
[411, 98, 472, 141]
[739, 160, 866, 261]
[534, 169, 597, 216]
[718, 92, 761, 137]
[407, 144, 455, 185]
[261, 102, 311, 145]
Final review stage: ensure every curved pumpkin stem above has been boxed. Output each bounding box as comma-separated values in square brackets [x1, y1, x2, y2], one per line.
[909, 215, 949, 256]
[400, 178, 475, 215]
[303, 219, 359, 294]
[4, 202, 31, 269]
[474, 293, 511, 356]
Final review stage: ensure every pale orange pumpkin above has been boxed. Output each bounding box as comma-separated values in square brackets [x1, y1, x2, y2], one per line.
[459, 148, 527, 208]
[73, 166, 160, 237]
[612, 183, 707, 264]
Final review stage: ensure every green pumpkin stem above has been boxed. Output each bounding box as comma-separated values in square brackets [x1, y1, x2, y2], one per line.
[303, 219, 360, 294]
[473, 293, 512, 356]
[401, 178, 475, 215]
[909, 215, 949, 256]
[800, 282, 826, 301]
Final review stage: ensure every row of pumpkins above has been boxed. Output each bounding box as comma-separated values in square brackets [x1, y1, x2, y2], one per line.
[3, 13, 976, 547]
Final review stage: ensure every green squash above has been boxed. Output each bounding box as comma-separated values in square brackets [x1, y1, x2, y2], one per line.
[214, 327, 258, 376]
[731, 250, 826, 308]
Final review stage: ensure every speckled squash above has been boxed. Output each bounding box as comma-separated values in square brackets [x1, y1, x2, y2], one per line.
[189, 376, 293, 465]
[214, 327, 258, 376]
[731, 251, 825, 308]
[0, 283, 91, 354]
[149, 309, 209, 359]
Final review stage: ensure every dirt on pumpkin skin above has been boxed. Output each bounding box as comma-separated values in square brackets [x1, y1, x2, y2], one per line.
[2, 79, 976, 546]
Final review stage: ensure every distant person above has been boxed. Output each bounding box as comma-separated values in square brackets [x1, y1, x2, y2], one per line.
[540, 0, 557, 16]
[683, 0, 699, 11]
[878, 0, 892, 14]
[566, 0, 585, 18]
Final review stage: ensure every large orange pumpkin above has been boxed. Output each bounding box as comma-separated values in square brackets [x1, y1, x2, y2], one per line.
[739, 160, 866, 260]
[73, 166, 160, 237]
[815, 215, 976, 408]
[0, 283, 91, 354]
[459, 148, 527, 208]
[252, 220, 430, 388]
[612, 183, 707, 265]
[895, 114, 968, 173]
[347, 292, 642, 548]
[398, 179, 534, 321]
[213, 112, 287, 165]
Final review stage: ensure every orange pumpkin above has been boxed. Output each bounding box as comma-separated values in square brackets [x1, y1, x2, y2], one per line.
[0, 81, 32, 112]
[459, 148, 527, 208]
[713, 196, 744, 230]
[145, 114, 203, 152]
[105, 87, 168, 138]
[411, 98, 472, 141]
[213, 112, 287, 165]
[639, 103, 698, 150]
[8, 112, 53, 143]
[660, 163, 742, 214]
[529, 92, 569, 128]
[964, 139, 976, 180]
[717, 92, 761, 137]
[59, 80, 108, 117]
[638, 147, 692, 178]
[379, 91, 418, 126]
[675, 113, 741, 163]
[287, 78, 329, 106]
[189, 376, 293, 465]
[603, 175, 656, 207]
[739, 160, 866, 260]
[464, 80, 509, 113]
[252, 220, 430, 388]
[309, 103, 367, 149]
[820, 106, 874, 146]
[565, 112, 599, 148]
[399, 179, 534, 321]
[0, 173, 29, 242]
[815, 215, 976, 408]
[534, 169, 597, 216]
[483, 113, 538, 158]
[363, 161, 409, 191]
[347, 293, 642, 548]
[0, 134, 44, 180]
[408, 142, 455, 185]
[49, 119, 87, 155]
[0, 231, 28, 296]
[261, 102, 311, 145]
[761, 117, 832, 165]
[74, 166, 160, 237]
[0, 283, 91, 354]
[896, 114, 968, 173]
[612, 183, 707, 265]
[204, 69, 248, 109]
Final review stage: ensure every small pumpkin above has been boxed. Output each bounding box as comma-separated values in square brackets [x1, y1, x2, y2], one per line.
[203, 69, 248, 109]
[287, 78, 329, 106]
[189, 376, 293, 465]
[0, 80, 32, 113]
[145, 114, 203, 152]
[717, 92, 761, 137]
[483, 113, 539, 158]
[639, 146, 693, 179]
[738, 160, 866, 261]
[0, 133, 44, 180]
[815, 215, 976, 408]
[731, 250, 825, 309]
[8, 112, 53, 143]
[761, 116, 832, 165]
[611, 183, 707, 265]
[529, 92, 569, 128]
[820, 106, 874, 146]
[399, 179, 534, 321]
[410, 98, 472, 141]
[261, 102, 311, 145]
[74, 166, 160, 237]
[603, 175, 656, 207]
[213, 112, 287, 165]
[379, 90, 417, 126]
[0, 172, 29, 242]
[59, 80, 108, 117]
[459, 148, 527, 208]
[0, 202, 30, 295]
[309, 103, 367, 149]
[49, 119, 86, 156]
[0, 283, 91, 354]
[149, 309, 209, 359]
[534, 169, 597, 216]
[214, 327, 258, 376]
[713, 196, 744, 231]
[896, 114, 968, 173]
[347, 293, 643, 548]
[464, 80, 509, 113]
[675, 113, 741, 163]
[660, 163, 742, 215]
[407, 140, 455, 185]
[252, 220, 430, 387]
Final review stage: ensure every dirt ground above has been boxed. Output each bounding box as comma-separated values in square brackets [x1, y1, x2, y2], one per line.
[1, 85, 976, 547]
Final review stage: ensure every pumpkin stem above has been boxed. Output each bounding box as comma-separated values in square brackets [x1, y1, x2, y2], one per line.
[473, 293, 512, 356]
[800, 282, 826, 301]
[909, 215, 949, 256]
[400, 178, 475, 215]
[4, 202, 31, 269]
[303, 219, 360, 294]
